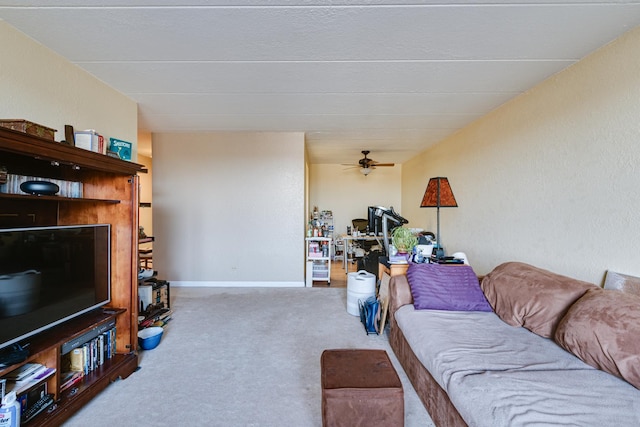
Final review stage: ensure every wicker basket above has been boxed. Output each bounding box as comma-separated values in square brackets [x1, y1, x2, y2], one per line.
[0, 119, 57, 140]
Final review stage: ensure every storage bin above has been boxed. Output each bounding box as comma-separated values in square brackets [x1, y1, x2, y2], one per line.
[346, 270, 376, 316]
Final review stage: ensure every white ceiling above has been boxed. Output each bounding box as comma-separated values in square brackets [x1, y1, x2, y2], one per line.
[1, 1, 640, 164]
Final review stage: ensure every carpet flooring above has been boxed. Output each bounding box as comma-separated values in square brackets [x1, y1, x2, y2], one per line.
[63, 287, 433, 426]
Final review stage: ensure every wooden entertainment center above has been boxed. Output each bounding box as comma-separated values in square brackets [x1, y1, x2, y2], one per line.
[0, 126, 143, 425]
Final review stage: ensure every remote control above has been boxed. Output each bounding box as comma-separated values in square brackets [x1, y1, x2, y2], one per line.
[23, 393, 54, 423]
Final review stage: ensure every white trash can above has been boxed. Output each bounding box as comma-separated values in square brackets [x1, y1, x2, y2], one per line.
[346, 270, 376, 316]
[305, 261, 313, 287]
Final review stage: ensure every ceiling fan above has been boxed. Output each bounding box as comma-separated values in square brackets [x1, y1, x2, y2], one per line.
[342, 151, 395, 176]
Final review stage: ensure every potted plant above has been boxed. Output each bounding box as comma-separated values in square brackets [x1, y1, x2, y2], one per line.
[391, 227, 418, 255]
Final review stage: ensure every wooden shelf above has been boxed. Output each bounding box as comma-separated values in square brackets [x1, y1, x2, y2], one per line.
[0, 310, 125, 378]
[0, 192, 121, 204]
[0, 124, 143, 425]
[0, 127, 143, 176]
[30, 353, 138, 427]
[0, 309, 138, 426]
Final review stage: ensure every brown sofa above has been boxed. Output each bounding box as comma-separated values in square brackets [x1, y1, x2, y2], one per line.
[388, 261, 640, 427]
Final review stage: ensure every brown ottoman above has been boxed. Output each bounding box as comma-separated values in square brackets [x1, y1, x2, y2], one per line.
[321, 349, 404, 427]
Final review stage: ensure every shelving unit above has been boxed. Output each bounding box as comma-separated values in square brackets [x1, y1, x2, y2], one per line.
[138, 272, 172, 329]
[310, 209, 342, 261]
[0, 126, 143, 425]
[137, 233, 173, 330]
[306, 237, 332, 286]
[0, 310, 138, 427]
[139, 236, 154, 269]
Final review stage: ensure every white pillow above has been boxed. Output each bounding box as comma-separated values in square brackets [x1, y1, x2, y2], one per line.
[604, 270, 640, 297]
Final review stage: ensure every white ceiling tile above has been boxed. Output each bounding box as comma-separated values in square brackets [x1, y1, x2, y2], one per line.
[1, 1, 639, 163]
[134, 93, 513, 115]
[3, 5, 640, 62]
[79, 60, 573, 94]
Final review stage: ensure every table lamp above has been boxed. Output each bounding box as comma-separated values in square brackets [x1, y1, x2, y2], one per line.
[420, 177, 457, 258]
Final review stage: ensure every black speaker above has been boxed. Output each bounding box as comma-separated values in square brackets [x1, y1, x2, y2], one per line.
[20, 180, 59, 196]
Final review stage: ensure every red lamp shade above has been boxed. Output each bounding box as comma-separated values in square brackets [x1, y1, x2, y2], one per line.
[420, 177, 458, 208]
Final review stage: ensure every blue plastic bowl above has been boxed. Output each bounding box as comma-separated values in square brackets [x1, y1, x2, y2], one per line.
[138, 326, 163, 350]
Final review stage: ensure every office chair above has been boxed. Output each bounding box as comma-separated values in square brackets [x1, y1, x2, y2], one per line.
[351, 218, 377, 256]
[352, 218, 369, 233]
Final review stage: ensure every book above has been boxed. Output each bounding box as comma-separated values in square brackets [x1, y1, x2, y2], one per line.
[13, 365, 47, 384]
[60, 371, 84, 392]
[108, 137, 132, 160]
[74, 130, 97, 151]
[82, 344, 89, 374]
[388, 254, 408, 264]
[97, 134, 106, 154]
[69, 348, 85, 372]
[110, 328, 116, 357]
[98, 334, 105, 366]
[4, 363, 41, 381]
[5, 367, 55, 396]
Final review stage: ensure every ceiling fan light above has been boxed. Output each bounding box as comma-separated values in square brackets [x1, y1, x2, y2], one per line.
[360, 167, 372, 176]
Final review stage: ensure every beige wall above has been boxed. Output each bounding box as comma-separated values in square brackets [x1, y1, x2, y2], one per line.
[309, 164, 403, 236]
[5, 18, 639, 286]
[137, 152, 153, 244]
[0, 22, 137, 154]
[152, 132, 306, 286]
[401, 26, 640, 283]
[137, 132, 153, 237]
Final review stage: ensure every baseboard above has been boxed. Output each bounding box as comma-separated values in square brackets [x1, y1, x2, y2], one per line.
[170, 281, 305, 288]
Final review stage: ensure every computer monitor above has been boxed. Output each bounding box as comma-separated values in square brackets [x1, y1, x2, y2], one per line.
[368, 206, 383, 235]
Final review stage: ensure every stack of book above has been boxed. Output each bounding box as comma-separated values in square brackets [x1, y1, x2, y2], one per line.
[74, 130, 108, 155]
[2, 362, 56, 414]
[1, 174, 83, 198]
[388, 254, 409, 264]
[60, 371, 84, 392]
[65, 327, 116, 377]
[138, 307, 172, 329]
[59, 326, 117, 392]
[2, 363, 55, 396]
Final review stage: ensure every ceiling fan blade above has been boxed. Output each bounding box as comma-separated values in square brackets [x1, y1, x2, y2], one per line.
[372, 163, 395, 167]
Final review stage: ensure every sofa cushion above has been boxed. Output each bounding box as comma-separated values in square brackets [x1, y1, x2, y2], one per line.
[554, 288, 640, 389]
[480, 262, 596, 338]
[394, 304, 640, 426]
[406, 263, 492, 312]
[389, 275, 413, 316]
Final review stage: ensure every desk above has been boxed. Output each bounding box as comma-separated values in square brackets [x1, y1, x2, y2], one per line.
[378, 261, 409, 278]
[341, 234, 387, 273]
[379, 258, 470, 279]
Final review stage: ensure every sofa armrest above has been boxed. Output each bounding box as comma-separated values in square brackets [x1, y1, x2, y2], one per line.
[389, 274, 413, 316]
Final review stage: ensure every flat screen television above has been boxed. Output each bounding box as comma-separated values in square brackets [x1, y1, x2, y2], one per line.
[0, 224, 111, 350]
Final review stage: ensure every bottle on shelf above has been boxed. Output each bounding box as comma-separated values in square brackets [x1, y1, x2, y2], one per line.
[0, 390, 21, 427]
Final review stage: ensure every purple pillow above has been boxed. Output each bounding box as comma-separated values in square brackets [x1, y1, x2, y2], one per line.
[406, 263, 493, 311]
